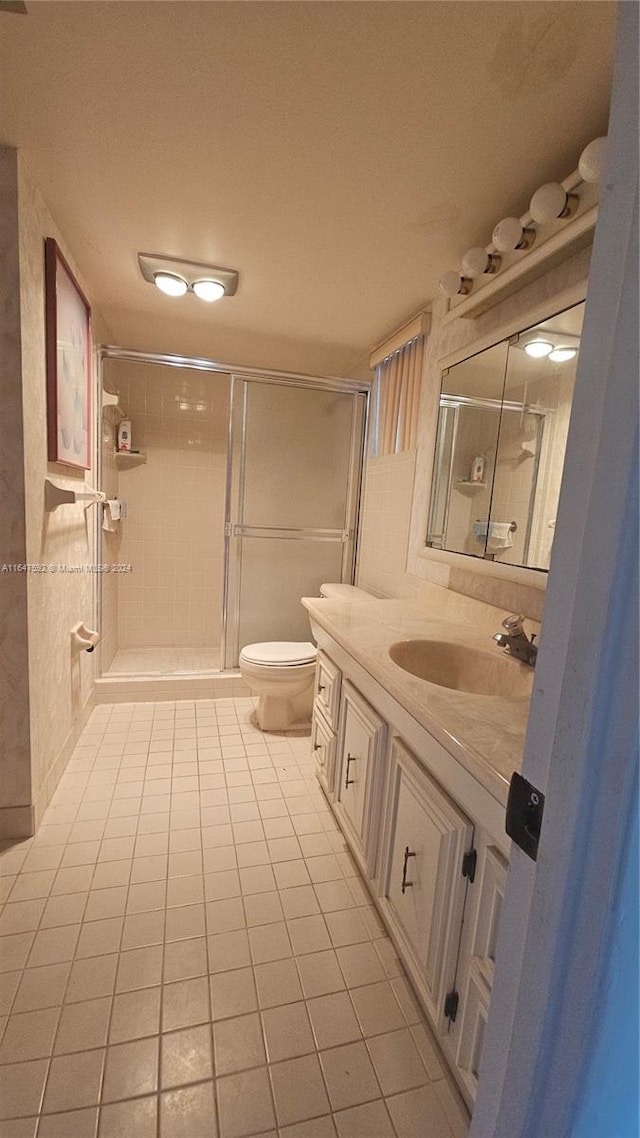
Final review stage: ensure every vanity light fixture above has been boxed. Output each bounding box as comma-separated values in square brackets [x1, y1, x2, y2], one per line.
[524, 340, 553, 358]
[578, 137, 607, 183]
[138, 253, 239, 303]
[492, 216, 536, 253]
[529, 182, 578, 224]
[437, 136, 606, 312]
[548, 346, 578, 363]
[438, 271, 471, 298]
[461, 247, 501, 278]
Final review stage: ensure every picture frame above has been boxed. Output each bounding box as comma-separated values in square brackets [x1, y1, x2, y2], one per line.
[45, 236, 92, 469]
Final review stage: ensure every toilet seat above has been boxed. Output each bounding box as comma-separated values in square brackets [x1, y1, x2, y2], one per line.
[240, 641, 317, 667]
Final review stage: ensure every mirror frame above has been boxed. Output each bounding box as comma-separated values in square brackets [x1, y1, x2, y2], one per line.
[409, 276, 589, 592]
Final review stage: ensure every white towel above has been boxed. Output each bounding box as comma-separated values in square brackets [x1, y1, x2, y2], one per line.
[102, 500, 121, 532]
[487, 521, 513, 551]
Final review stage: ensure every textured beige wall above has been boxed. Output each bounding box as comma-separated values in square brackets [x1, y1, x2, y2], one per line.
[105, 360, 228, 651]
[356, 452, 421, 599]
[13, 153, 111, 831]
[0, 148, 32, 835]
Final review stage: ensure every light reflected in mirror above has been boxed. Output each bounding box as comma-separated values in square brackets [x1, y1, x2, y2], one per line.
[426, 301, 584, 571]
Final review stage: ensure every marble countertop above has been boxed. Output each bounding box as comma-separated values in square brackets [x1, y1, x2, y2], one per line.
[303, 586, 535, 806]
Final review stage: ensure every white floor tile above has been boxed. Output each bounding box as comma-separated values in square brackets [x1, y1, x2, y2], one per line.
[216, 1066, 276, 1138]
[270, 1053, 330, 1128]
[0, 698, 466, 1138]
[261, 1000, 315, 1063]
[213, 1011, 265, 1075]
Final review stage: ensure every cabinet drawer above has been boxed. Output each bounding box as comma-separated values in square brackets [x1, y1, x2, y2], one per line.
[315, 651, 341, 730]
[382, 738, 473, 1029]
[311, 704, 336, 798]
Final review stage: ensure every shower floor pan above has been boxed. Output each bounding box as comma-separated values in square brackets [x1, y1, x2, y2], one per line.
[97, 646, 249, 703]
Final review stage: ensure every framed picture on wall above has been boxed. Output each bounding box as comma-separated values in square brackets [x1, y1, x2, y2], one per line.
[45, 236, 92, 469]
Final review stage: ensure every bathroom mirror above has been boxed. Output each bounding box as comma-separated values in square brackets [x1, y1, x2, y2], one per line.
[426, 300, 584, 571]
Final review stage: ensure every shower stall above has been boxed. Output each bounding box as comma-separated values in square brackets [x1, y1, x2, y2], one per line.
[96, 350, 368, 687]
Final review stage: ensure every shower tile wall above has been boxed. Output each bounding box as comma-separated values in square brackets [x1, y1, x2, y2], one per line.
[108, 363, 229, 653]
[446, 408, 497, 556]
[488, 411, 539, 566]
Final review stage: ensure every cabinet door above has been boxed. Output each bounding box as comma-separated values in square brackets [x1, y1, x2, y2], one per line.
[334, 682, 386, 874]
[315, 651, 341, 731]
[382, 738, 473, 1030]
[449, 842, 508, 1104]
[311, 703, 336, 799]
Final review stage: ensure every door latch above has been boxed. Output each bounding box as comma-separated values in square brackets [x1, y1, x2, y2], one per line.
[506, 772, 545, 861]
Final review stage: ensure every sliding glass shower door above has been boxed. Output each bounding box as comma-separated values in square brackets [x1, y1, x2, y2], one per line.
[223, 376, 366, 668]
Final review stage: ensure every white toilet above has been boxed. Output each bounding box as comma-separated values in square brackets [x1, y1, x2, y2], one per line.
[239, 582, 373, 732]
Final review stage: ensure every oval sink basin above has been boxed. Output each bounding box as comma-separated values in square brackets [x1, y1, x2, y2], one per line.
[389, 639, 533, 698]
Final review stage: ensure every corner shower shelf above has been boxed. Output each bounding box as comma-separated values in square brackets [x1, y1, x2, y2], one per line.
[455, 480, 487, 491]
[115, 451, 147, 467]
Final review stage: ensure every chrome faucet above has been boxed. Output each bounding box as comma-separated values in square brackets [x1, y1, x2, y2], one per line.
[493, 614, 538, 666]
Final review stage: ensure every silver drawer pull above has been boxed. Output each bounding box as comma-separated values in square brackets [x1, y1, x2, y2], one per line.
[401, 846, 416, 894]
[344, 752, 356, 789]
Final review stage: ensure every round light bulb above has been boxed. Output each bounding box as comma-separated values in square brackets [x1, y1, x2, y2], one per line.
[548, 347, 578, 363]
[530, 182, 570, 224]
[579, 137, 607, 184]
[492, 217, 530, 253]
[461, 248, 492, 279]
[438, 271, 467, 298]
[154, 271, 188, 297]
[524, 340, 553, 358]
[192, 279, 225, 302]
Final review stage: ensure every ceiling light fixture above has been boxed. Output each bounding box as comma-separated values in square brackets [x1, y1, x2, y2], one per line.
[192, 279, 225, 303]
[548, 346, 578, 363]
[153, 271, 188, 297]
[139, 253, 239, 303]
[524, 340, 553, 358]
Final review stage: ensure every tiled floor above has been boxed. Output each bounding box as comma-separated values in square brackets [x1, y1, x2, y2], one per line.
[107, 648, 221, 676]
[0, 698, 470, 1138]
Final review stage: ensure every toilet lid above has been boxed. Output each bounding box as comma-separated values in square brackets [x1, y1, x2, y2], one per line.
[240, 641, 317, 666]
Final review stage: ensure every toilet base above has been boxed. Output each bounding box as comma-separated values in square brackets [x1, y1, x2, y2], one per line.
[254, 684, 314, 732]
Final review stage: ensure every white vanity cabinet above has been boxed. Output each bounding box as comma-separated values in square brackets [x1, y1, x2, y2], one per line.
[333, 681, 386, 876]
[310, 643, 510, 1109]
[378, 738, 474, 1033]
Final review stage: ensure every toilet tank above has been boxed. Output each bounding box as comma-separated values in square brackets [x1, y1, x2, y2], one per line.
[319, 583, 374, 602]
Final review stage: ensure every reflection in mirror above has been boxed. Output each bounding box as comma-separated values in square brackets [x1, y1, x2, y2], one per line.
[426, 301, 584, 571]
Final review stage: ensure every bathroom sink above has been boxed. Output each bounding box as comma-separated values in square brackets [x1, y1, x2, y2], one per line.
[388, 639, 533, 698]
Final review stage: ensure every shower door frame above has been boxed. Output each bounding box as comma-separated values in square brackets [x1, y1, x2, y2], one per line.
[96, 347, 371, 675]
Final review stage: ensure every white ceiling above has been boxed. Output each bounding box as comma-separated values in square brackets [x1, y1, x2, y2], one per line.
[0, 1, 615, 376]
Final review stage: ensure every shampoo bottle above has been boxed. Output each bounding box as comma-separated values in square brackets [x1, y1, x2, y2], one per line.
[117, 420, 132, 452]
